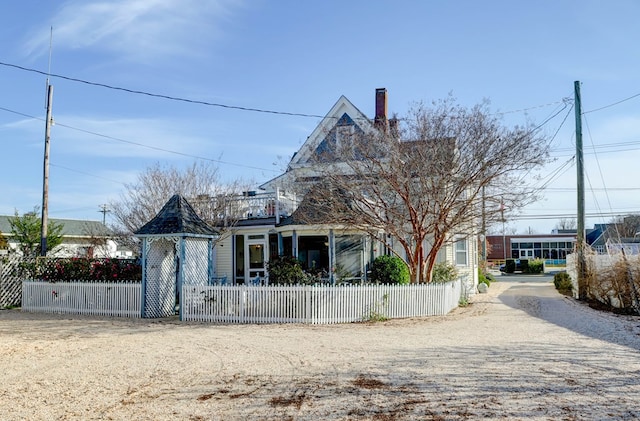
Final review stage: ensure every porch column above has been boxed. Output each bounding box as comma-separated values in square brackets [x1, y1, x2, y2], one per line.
[292, 230, 298, 258]
[140, 238, 148, 317]
[275, 187, 280, 225]
[329, 229, 335, 285]
[178, 237, 186, 321]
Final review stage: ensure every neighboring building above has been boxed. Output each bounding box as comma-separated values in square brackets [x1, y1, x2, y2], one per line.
[0, 215, 123, 258]
[212, 89, 479, 290]
[487, 222, 640, 265]
[486, 233, 577, 264]
[586, 222, 640, 255]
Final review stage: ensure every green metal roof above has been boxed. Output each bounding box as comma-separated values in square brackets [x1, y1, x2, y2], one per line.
[0, 215, 110, 238]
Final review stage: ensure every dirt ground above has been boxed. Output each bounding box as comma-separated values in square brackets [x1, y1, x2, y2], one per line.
[1, 276, 639, 420]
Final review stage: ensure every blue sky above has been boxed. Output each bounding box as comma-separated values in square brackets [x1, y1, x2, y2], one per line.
[1, 0, 639, 234]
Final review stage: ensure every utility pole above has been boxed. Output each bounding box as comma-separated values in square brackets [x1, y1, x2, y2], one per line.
[481, 186, 486, 263]
[98, 204, 111, 225]
[575, 80, 587, 300]
[40, 83, 53, 257]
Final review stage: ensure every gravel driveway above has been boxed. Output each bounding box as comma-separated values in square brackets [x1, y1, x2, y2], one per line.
[1, 275, 639, 420]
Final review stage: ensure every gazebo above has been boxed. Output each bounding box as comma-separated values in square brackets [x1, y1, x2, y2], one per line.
[135, 194, 219, 319]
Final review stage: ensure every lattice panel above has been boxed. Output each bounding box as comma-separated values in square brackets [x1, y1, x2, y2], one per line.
[183, 238, 210, 286]
[143, 238, 177, 318]
[0, 255, 29, 308]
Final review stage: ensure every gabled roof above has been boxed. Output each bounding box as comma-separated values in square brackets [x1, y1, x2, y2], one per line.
[289, 95, 374, 167]
[0, 215, 109, 238]
[135, 194, 218, 237]
[259, 95, 375, 191]
[278, 184, 353, 227]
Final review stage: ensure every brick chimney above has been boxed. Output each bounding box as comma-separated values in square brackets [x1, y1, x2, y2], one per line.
[374, 88, 388, 131]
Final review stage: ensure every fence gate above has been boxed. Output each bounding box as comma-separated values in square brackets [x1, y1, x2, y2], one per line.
[141, 237, 178, 318]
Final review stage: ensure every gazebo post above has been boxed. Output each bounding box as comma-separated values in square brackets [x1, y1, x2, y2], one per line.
[329, 229, 335, 285]
[140, 237, 148, 317]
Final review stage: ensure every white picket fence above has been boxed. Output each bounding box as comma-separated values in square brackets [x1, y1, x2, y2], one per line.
[181, 280, 462, 324]
[21, 281, 142, 318]
[20, 280, 463, 323]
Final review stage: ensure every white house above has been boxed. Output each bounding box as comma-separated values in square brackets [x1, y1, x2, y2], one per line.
[212, 89, 479, 291]
[0, 215, 128, 258]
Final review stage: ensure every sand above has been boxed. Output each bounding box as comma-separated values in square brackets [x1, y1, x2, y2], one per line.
[1, 277, 639, 420]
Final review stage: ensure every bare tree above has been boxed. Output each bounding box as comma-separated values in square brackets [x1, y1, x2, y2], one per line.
[297, 98, 550, 283]
[555, 217, 577, 231]
[110, 161, 251, 240]
[608, 215, 640, 239]
[486, 224, 517, 236]
[80, 222, 112, 258]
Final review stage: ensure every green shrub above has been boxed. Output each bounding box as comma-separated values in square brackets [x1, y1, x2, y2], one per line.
[526, 258, 544, 274]
[478, 269, 491, 287]
[370, 255, 410, 284]
[553, 271, 572, 291]
[267, 256, 313, 285]
[431, 262, 458, 283]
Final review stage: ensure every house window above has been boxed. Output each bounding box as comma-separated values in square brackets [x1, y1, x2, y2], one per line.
[455, 239, 467, 266]
[336, 235, 364, 279]
[336, 125, 355, 158]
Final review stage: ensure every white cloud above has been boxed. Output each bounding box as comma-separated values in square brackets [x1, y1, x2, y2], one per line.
[22, 0, 244, 62]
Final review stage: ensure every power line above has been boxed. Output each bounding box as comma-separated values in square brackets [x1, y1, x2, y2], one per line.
[584, 92, 640, 114]
[53, 121, 279, 172]
[494, 98, 570, 116]
[0, 104, 280, 173]
[510, 210, 640, 221]
[0, 61, 327, 118]
[50, 163, 125, 186]
[1, 60, 571, 122]
[545, 187, 640, 192]
[535, 156, 575, 191]
[552, 139, 640, 153]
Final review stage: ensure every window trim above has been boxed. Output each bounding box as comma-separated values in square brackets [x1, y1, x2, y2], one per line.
[455, 238, 468, 266]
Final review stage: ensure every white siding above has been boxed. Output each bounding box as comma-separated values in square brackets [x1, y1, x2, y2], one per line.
[215, 236, 234, 280]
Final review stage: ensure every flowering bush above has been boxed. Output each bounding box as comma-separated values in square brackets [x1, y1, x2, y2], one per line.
[36, 258, 141, 282]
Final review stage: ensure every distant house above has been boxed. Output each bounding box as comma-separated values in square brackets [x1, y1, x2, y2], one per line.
[586, 222, 640, 255]
[211, 89, 478, 290]
[0, 215, 128, 258]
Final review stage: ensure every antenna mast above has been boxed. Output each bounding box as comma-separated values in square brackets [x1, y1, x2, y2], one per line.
[40, 27, 54, 256]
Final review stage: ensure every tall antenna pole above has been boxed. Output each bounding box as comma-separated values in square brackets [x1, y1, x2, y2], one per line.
[40, 27, 54, 257]
[575, 80, 586, 299]
[40, 84, 53, 256]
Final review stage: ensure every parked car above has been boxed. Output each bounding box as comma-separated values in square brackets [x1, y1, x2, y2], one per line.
[500, 259, 522, 272]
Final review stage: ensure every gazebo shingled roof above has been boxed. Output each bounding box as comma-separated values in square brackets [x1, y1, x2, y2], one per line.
[134, 194, 218, 236]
